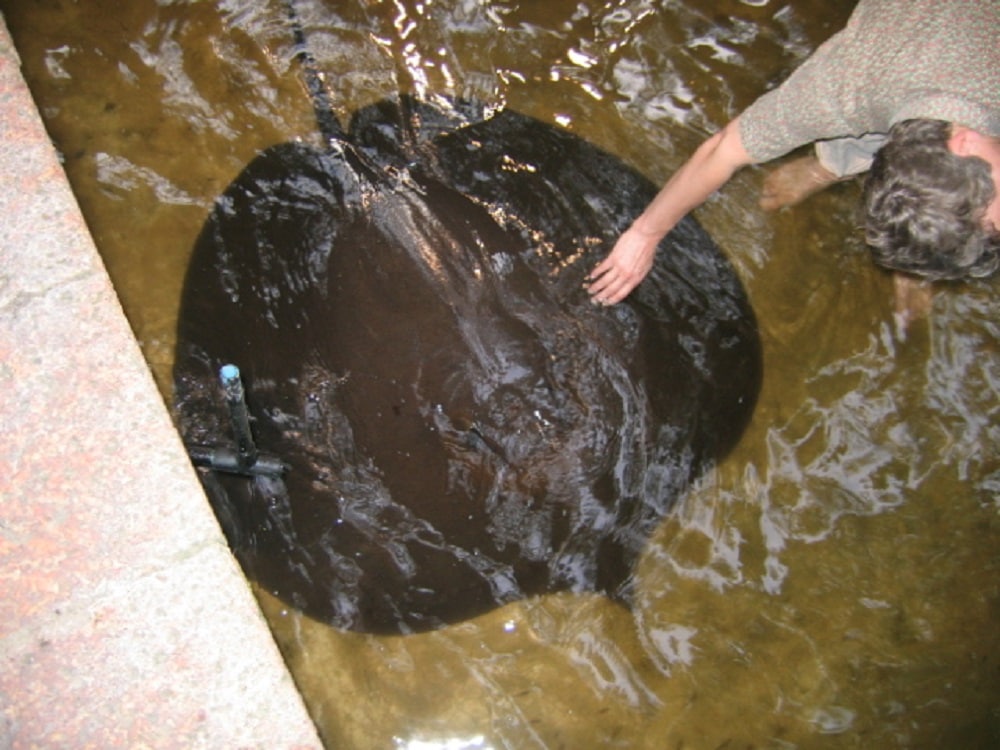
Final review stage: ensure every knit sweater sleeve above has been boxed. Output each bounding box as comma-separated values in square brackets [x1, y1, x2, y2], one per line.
[737, 0, 1000, 164]
[738, 19, 862, 163]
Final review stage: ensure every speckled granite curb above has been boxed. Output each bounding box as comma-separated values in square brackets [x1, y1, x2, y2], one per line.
[0, 16, 321, 750]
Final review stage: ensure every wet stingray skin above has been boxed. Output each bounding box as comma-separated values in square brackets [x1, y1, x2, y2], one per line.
[174, 95, 761, 634]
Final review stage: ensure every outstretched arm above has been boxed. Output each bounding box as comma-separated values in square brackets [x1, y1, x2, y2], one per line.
[587, 117, 753, 305]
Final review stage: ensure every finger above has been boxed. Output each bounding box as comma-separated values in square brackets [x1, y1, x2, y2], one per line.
[587, 260, 612, 283]
[592, 276, 630, 306]
[604, 278, 636, 305]
[589, 282, 610, 300]
[586, 270, 614, 296]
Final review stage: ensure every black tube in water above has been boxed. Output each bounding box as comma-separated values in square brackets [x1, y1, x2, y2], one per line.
[188, 444, 288, 477]
[284, 0, 344, 146]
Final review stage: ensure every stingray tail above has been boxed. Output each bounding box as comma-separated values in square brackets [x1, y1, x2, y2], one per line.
[284, 0, 346, 147]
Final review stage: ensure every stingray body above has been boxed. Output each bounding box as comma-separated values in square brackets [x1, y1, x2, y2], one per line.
[174, 94, 761, 634]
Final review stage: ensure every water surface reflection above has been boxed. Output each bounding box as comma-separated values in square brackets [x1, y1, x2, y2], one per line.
[3, 0, 996, 746]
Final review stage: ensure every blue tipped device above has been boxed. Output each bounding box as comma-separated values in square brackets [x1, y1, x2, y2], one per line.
[187, 364, 287, 478]
[219, 364, 257, 470]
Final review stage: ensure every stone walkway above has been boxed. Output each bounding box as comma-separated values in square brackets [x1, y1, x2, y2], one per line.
[0, 17, 322, 750]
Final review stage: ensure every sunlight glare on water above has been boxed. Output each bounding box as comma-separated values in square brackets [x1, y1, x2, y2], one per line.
[395, 735, 491, 750]
[2, 0, 996, 747]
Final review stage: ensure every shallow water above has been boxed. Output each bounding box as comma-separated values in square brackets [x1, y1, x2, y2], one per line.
[4, 0, 997, 747]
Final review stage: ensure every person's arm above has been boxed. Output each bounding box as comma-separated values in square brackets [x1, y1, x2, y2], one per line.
[587, 117, 753, 304]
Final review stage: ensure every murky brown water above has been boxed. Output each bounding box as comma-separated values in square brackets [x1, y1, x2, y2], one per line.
[4, 0, 997, 747]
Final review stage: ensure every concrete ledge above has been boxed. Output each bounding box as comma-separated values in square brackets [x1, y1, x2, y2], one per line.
[0, 17, 321, 749]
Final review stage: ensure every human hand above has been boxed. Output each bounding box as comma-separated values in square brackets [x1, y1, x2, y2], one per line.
[892, 272, 933, 339]
[586, 224, 660, 305]
[759, 155, 841, 211]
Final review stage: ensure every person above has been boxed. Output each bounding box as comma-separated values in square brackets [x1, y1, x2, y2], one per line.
[587, 0, 1000, 323]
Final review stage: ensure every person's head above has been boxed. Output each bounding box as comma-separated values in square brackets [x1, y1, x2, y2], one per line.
[863, 118, 1000, 281]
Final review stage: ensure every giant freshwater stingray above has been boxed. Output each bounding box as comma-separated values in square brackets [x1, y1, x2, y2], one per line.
[174, 38, 761, 634]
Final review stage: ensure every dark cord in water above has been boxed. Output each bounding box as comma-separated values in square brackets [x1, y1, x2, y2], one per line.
[284, 0, 344, 146]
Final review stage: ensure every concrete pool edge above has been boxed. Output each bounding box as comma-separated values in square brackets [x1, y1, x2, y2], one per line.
[0, 16, 322, 750]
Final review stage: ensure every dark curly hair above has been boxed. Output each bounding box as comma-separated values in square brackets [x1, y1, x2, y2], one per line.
[863, 119, 999, 281]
